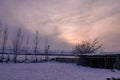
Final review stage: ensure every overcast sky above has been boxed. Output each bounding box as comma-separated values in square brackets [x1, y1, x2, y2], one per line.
[0, 0, 120, 51]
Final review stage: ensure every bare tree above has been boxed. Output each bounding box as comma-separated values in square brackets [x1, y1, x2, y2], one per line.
[0, 22, 3, 62]
[1, 25, 9, 62]
[12, 28, 24, 63]
[24, 36, 29, 62]
[0, 22, 2, 45]
[44, 39, 50, 61]
[72, 38, 103, 54]
[33, 30, 40, 62]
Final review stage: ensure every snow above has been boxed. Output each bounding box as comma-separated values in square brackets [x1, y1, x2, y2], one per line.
[82, 52, 120, 56]
[0, 62, 120, 80]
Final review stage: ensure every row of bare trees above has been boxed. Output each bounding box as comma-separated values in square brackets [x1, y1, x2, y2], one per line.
[0, 24, 50, 63]
[0, 23, 103, 63]
[0, 23, 9, 63]
[12, 28, 24, 63]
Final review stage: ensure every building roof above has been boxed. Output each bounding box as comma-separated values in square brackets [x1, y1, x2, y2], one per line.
[79, 52, 120, 58]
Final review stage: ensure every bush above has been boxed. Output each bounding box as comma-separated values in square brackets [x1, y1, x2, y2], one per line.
[72, 39, 103, 54]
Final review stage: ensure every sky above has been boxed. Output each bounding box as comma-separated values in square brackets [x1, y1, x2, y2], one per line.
[0, 0, 120, 51]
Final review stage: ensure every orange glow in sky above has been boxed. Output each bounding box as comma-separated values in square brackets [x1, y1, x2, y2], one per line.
[0, 0, 120, 51]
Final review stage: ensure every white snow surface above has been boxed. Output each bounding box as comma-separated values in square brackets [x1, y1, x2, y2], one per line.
[0, 62, 120, 80]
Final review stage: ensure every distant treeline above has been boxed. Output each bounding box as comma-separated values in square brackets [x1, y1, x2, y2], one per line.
[0, 22, 51, 63]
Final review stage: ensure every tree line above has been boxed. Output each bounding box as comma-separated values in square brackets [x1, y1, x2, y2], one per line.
[0, 22, 103, 63]
[0, 23, 50, 63]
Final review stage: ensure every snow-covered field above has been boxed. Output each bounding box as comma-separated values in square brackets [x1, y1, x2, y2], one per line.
[0, 62, 120, 80]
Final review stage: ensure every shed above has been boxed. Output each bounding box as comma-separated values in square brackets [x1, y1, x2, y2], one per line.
[78, 52, 120, 69]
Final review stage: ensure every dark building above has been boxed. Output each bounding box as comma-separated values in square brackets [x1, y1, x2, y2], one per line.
[78, 52, 120, 69]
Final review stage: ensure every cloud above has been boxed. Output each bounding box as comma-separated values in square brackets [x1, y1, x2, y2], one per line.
[0, 0, 120, 51]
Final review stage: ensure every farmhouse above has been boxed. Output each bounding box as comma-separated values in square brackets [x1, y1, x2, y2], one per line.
[78, 52, 120, 69]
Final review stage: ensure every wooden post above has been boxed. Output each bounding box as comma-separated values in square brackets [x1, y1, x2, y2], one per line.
[104, 58, 107, 69]
[90, 58, 92, 67]
[112, 58, 114, 69]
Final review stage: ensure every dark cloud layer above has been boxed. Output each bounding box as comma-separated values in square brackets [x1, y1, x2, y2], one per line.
[0, 0, 120, 51]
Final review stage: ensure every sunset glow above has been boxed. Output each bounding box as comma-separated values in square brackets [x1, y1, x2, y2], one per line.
[0, 0, 120, 51]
